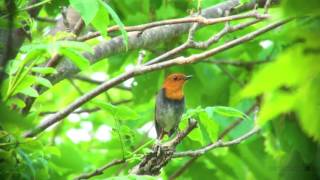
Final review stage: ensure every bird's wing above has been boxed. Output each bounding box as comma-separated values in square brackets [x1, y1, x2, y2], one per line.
[168, 97, 185, 137]
[155, 89, 164, 139]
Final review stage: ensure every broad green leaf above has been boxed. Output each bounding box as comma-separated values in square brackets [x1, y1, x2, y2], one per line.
[93, 100, 117, 114]
[99, 0, 128, 49]
[5, 59, 20, 75]
[17, 148, 36, 180]
[258, 91, 297, 126]
[91, 3, 110, 37]
[282, 0, 320, 16]
[207, 106, 250, 121]
[6, 98, 26, 108]
[45, 146, 61, 158]
[59, 48, 90, 71]
[297, 76, 320, 142]
[199, 111, 219, 141]
[179, 117, 205, 145]
[13, 75, 36, 96]
[31, 67, 57, 75]
[93, 100, 138, 120]
[21, 43, 49, 52]
[22, 49, 45, 64]
[56, 41, 93, 53]
[116, 105, 139, 120]
[241, 46, 320, 98]
[35, 77, 53, 88]
[19, 87, 39, 97]
[51, 143, 85, 171]
[69, 0, 99, 25]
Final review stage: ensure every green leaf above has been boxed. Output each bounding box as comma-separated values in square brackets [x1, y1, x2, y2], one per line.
[208, 106, 250, 121]
[17, 148, 36, 180]
[56, 41, 93, 53]
[258, 91, 297, 126]
[51, 143, 85, 171]
[31, 67, 57, 75]
[116, 105, 139, 120]
[35, 77, 53, 88]
[69, 0, 99, 25]
[5, 60, 20, 75]
[99, 0, 128, 49]
[19, 87, 39, 97]
[13, 75, 36, 96]
[91, 3, 110, 37]
[6, 98, 26, 108]
[199, 111, 219, 141]
[282, 0, 320, 16]
[93, 100, 138, 120]
[297, 76, 320, 142]
[59, 48, 90, 71]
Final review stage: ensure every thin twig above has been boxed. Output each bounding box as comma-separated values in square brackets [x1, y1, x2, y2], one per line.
[218, 103, 257, 139]
[173, 127, 260, 158]
[73, 75, 132, 91]
[264, 0, 272, 14]
[34, 17, 57, 23]
[23, 18, 292, 138]
[68, 78, 84, 95]
[39, 99, 131, 116]
[145, 16, 266, 66]
[137, 50, 146, 65]
[204, 59, 270, 68]
[74, 159, 126, 180]
[217, 64, 244, 87]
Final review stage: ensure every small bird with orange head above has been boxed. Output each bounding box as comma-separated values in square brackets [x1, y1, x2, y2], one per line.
[155, 73, 192, 140]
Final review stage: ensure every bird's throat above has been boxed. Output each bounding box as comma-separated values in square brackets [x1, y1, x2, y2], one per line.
[164, 88, 184, 100]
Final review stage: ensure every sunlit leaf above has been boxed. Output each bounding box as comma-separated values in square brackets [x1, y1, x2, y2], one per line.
[99, 0, 128, 49]
[19, 87, 39, 97]
[59, 48, 90, 70]
[31, 67, 57, 75]
[35, 77, 53, 88]
[69, 0, 99, 25]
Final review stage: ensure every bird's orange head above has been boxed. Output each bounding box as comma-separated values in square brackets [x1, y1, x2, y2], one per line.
[163, 73, 192, 100]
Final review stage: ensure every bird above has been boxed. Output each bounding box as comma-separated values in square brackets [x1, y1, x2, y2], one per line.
[155, 73, 192, 140]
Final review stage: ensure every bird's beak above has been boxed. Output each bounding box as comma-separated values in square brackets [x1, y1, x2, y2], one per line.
[185, 75, 192, 80]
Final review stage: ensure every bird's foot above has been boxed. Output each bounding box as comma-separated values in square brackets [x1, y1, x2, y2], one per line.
[154, 139, 162, 156]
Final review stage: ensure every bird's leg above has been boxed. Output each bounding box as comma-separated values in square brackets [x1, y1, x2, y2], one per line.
[154, 131, 164, 156]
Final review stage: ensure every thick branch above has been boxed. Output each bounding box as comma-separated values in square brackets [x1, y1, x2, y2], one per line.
[23, 18, 292, 138]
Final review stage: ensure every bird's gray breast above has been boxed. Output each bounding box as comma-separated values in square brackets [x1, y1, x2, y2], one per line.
[156, 89, 185, 132]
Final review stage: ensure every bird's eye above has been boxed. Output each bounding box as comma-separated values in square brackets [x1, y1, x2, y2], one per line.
[173, 76, 178, 81]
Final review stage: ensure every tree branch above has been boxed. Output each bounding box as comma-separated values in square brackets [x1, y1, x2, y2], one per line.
[51, 0, 277, 84]
[23, 18, 292, 138]
[73, 159, 126, 180]
[173, 127, 260, 158]
[77, 11, 267, 41]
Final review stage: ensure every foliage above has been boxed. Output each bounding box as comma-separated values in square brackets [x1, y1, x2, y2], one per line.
[0, 0, 319, 180]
